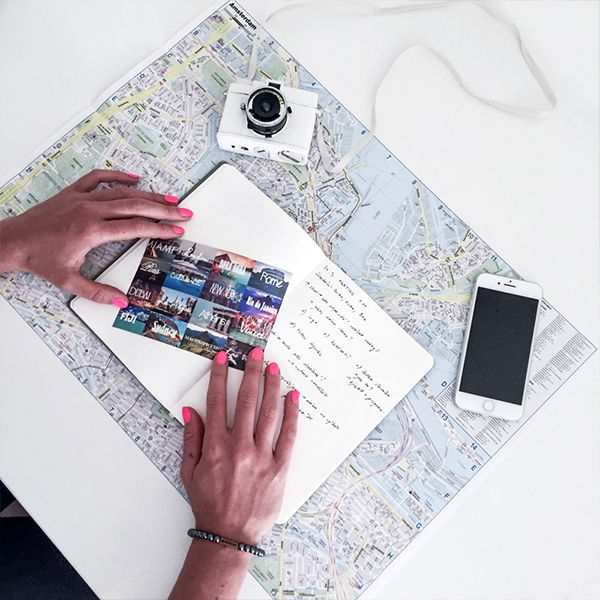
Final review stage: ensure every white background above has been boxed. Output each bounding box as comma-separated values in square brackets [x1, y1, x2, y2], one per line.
[0, 1, 598, 599]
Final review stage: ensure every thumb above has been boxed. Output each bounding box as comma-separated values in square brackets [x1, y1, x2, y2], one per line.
[65, 273, 128, 307]
[181, 407, 205, 488]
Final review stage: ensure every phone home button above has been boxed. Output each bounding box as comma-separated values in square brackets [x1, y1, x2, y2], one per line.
[483, 400, 494, 413]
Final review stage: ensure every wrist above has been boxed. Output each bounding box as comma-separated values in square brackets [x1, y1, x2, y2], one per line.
[193, 517, 262, 547]
[0, 218, 27, 273]
[189, 536, 252, 566]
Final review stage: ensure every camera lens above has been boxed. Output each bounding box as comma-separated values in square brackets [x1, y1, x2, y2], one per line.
[254, 91, 279, 120]
[245, 86, 288, 137]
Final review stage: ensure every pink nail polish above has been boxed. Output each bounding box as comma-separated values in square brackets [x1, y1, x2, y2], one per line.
[215, 350, 228, 365]
[178, 207, 193, 218]
[290, 390, 300, 404]
[164, 195, 179, 205]
[172, 226, 185, 235]
[250, 347, 263, 360]
[182, 406, 191, 424]
[112, 297, 128, 309]
[127, 173, 140, 179]
[267, 362, 279, 375]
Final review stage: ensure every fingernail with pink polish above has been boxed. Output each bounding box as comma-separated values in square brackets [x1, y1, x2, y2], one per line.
[127, 173, 140, 179]
[172, 226, 185, 235]
[291, 389, 300, 404]
[112, 297, 128, 309]
[250, 347, 263, 360]
[215, 350, 228, 365]
[267, 362, 279, 375]
[182, 406, 191, 424]
[178, 208, 193, 218]
[164, 195, 179, 205]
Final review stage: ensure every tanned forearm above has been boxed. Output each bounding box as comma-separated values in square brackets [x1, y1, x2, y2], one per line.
[169, 539, 251, 600]
[0, 219, 25, 274]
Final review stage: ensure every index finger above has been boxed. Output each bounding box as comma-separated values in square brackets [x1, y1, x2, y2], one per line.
[71, 169, 140, 192]
[205, 350, 229, 437]
[232, 346, 264, 439]
[94, 218, 185, 245]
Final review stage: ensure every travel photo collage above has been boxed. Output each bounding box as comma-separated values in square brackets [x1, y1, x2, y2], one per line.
[113, 238, 292, 370]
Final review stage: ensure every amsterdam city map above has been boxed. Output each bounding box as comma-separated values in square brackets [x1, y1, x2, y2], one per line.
[0, 3, 595, 598]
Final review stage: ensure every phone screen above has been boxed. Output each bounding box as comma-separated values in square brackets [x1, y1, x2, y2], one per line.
[459, 287, 539, 405]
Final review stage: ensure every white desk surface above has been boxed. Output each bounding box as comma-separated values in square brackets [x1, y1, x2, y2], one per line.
[0, 1, 598, 598]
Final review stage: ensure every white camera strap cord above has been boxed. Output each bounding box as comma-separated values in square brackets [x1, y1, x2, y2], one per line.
[247, 0, 557, 175]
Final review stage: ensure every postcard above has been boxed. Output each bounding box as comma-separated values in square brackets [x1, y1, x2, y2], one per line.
[113, 238, 292, 370]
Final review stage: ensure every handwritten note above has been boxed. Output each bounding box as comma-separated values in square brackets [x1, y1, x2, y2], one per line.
[270, 261, 396, 432]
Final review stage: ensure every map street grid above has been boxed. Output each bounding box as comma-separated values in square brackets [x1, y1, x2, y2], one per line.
[0, 3, 595, 598]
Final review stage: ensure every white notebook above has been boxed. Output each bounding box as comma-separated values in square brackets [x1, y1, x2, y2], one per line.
[71, 164, 433, 522]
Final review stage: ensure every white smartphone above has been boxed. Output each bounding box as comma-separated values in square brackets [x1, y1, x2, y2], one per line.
[455, 273, 543, 421]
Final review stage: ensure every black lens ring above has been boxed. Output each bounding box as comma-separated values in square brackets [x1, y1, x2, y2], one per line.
[245, 86, 288, 137]
[250, 90, 281, 121]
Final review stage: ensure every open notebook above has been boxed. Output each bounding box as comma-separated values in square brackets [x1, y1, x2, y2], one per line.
[71, 164, 433, 522]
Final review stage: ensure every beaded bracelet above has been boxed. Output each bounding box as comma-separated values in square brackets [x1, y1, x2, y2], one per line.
[187, 528, 266, 557]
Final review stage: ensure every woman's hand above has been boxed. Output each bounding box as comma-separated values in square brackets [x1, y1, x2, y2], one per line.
[0, 169, 192, 306]
[170, 347, 300, 600]
[182, 346, 300, 542]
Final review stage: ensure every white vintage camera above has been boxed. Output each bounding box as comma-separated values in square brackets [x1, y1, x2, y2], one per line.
[217, 79, 318, 165]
